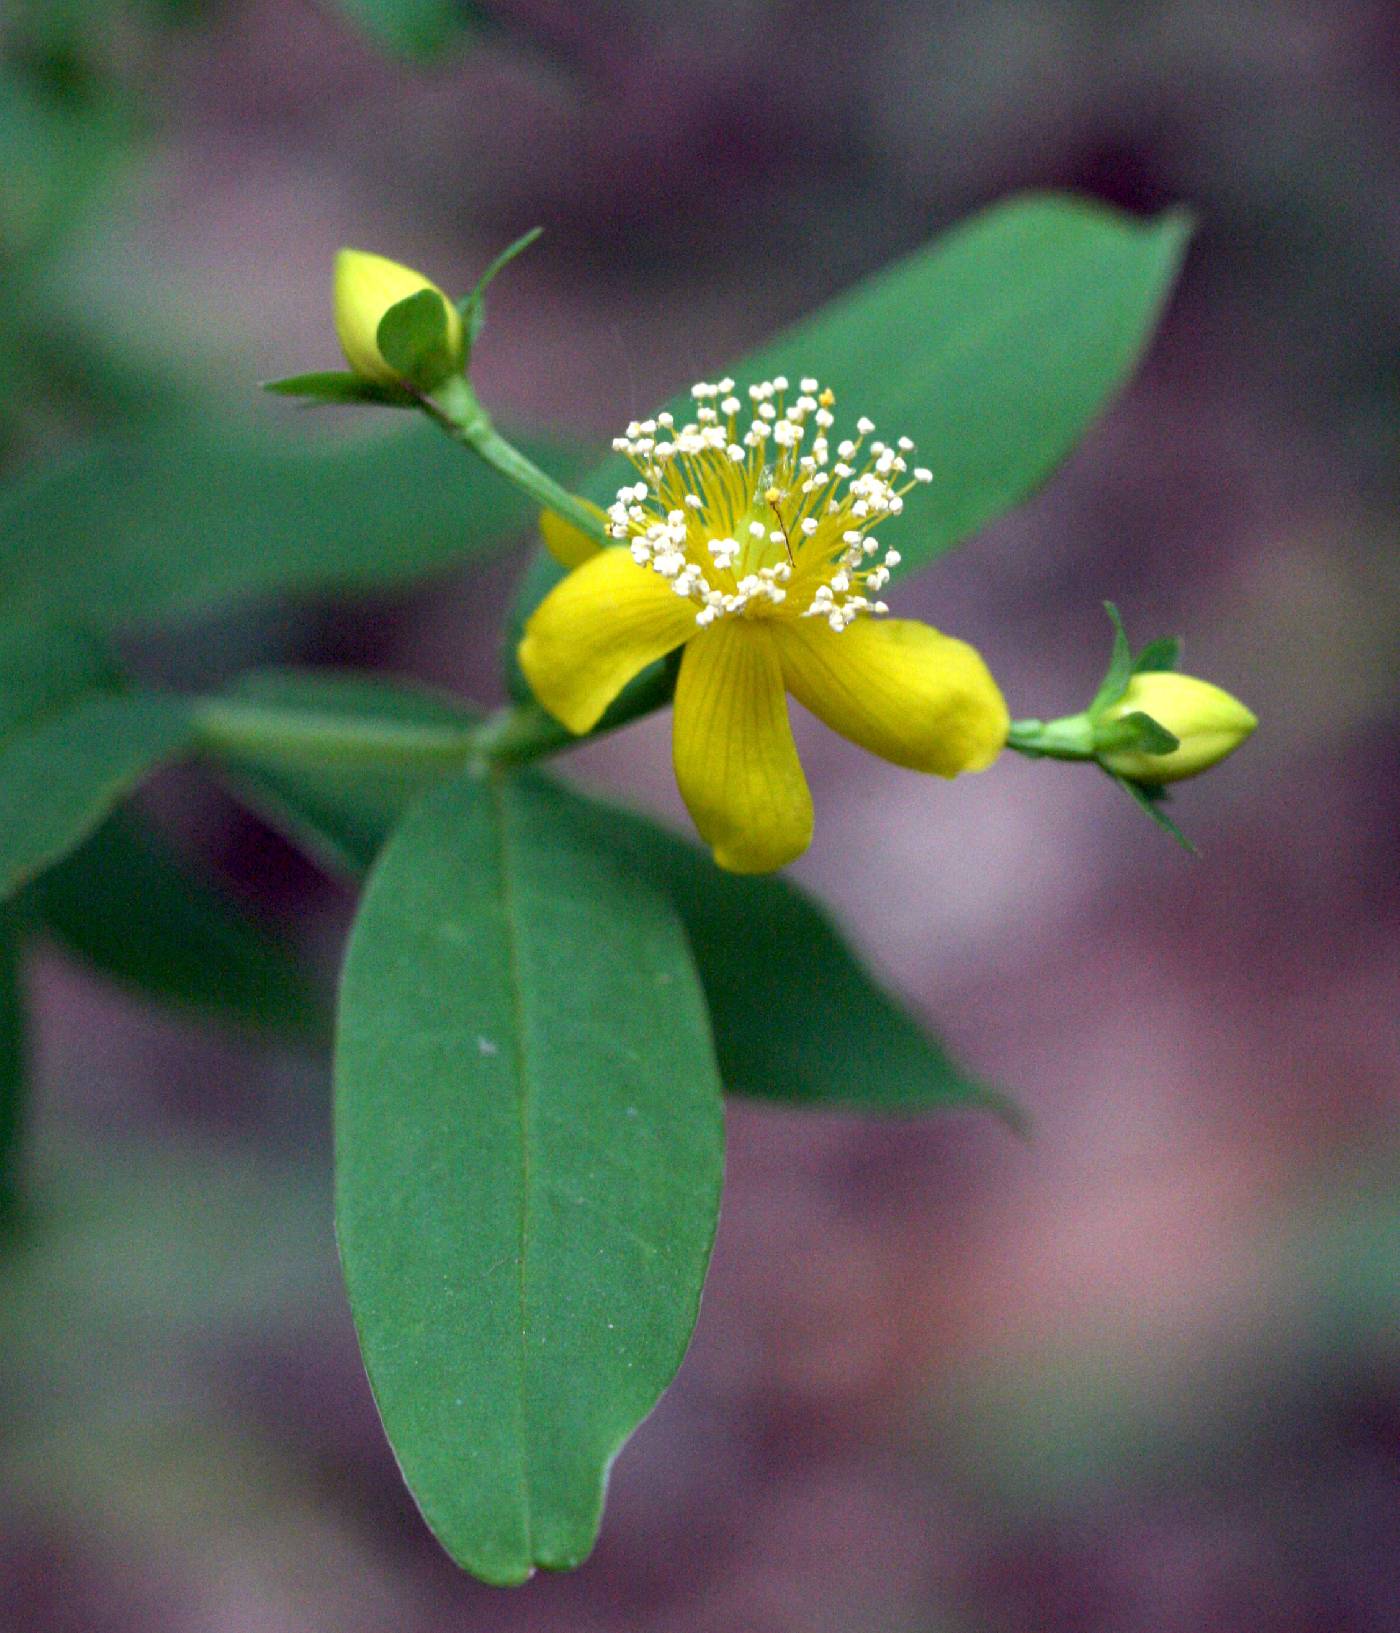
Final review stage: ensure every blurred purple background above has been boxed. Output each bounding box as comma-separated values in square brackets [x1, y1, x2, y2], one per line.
[3, 2, 1398, 1629]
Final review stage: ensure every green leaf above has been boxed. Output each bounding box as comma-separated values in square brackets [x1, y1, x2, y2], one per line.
[458, 227, 544, 349]
[230, 752, 1014, 1123]
[504, 192, 1189, 695]
[0, 623, 115, 744]
[336, 768, 723, 1582]
[376, 289, 457, 391]
[0, 420, 580, 634]
[566, 789, 1017, 1122]
[262, 370, 412, 407]
[0, 909, 24, 1215]
[330, 0, 485, 60]
[1089, 600, 1136, 714]
[1132, 636, 1182, 674]
[211, 668, 481, 878]
[30, 809, 327, 1039]
[0, 691, 192, 901]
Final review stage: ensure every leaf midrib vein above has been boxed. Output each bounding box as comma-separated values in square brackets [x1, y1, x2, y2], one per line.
[488, 769, 535, 1557]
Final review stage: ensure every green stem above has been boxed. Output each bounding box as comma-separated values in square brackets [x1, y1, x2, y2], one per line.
[430, 376, 608, 544]
[192, 696, 579, 778]
[1005, 712, 1097, 761]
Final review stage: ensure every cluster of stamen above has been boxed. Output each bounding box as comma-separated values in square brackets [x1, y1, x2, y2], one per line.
[607, 376, 932, 631]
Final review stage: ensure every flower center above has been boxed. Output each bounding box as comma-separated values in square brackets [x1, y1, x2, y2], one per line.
[607, 376, 931, 631]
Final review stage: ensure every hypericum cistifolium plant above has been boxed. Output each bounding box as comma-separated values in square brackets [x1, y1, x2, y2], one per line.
[0, 194, 1256, 1586]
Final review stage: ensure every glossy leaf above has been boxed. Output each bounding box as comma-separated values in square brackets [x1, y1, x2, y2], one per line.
[0, 691, 192, 900]
[336, 768, 723, 1581]
[504, 193, 1189, 700]
[0, 420, 580, 634]
[32, 809, 326, 1039]
[236, 753, 1012, 1121]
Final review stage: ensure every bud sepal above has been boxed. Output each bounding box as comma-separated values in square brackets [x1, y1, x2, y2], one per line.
[1006, 603, 1255, 853]
[262, 370, 417, 408]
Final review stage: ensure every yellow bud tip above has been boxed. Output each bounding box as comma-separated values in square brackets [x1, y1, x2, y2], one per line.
[818, 388, 835, 407]
[1099, 671, 1257, 784]
[540, 500, 607, 569]
[764, 486, 783, 505]
[332, 247, 463, 388]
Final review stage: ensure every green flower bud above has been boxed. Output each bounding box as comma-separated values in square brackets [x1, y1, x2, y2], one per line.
[333, 249, 463, 388]
[1098, 672, 1257, 783]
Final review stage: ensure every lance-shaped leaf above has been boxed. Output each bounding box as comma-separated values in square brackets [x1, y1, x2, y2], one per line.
[0, 420, 581, 635]
[504, 192, 1189, 701]
[335, 768, 724, 1582]
[31, 810, 326, 1039]
[0, 691, 192, 900]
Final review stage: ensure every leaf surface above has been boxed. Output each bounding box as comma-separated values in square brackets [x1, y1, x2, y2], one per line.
[239, 756, 1010, 1120]
[0, 692, 192, 900]
[335, 768, 724, 1581]
[0, 421, 579, 633]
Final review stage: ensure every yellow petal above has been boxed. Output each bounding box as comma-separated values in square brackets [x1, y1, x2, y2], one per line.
[772, 616, 1009, 775]
[518, 548, 695, 734]
[540, 500, 607, 568]
[333, 248, 463, 388]
[672, 621, 813, 873]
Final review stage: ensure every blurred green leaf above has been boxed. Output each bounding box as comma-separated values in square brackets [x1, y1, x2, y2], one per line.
[213, 668, 481, 877]
[336, 768, 723, 1582]
[0, 1140, 335, 1434]
[0, 622, 115, 742]
[328, 0, 485, 60]
[31, 809, 327, 1039]
[0, 909, 24, 1214]
[504, 192, 1189, 698]
[0, 691, 192, 900]
[376, 289, 456, 390]
[0, 420, 581, 633]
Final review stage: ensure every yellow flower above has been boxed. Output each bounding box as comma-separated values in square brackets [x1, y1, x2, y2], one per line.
[333, 248, 463, 388]
[1099, 671, 1257, 783]
[519, 376, 1009, 872]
